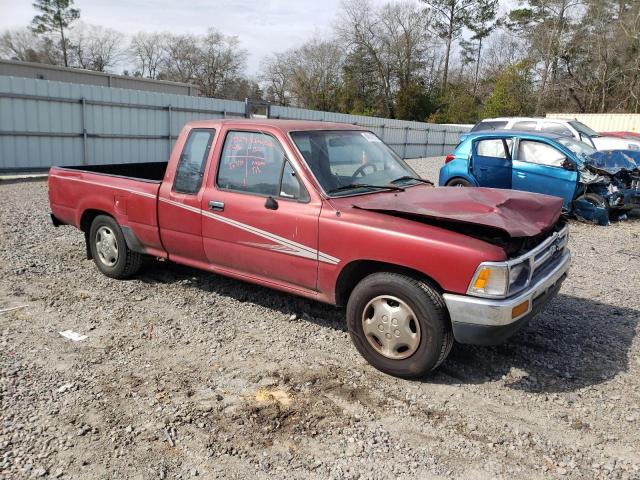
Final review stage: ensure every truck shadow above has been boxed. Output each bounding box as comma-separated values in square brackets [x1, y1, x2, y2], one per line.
[139, 263, 637, 393]
[434, 294, 639, 393]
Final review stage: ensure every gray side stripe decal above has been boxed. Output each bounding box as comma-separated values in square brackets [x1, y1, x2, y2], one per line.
[160, 197, 340, 265]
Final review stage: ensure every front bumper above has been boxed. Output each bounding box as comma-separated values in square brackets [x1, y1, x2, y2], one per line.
[443, 250, 571, 345]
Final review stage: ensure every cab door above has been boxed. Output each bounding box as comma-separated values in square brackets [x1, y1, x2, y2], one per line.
[512, 139, 578, 207]
[200, 128, 321, 291]
[470, 137, 513, 188]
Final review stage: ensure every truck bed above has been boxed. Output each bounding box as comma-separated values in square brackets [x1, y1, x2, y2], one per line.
[61, 161, 168, 182]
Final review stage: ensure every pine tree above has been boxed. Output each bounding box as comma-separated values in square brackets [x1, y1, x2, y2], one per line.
[31, 0, 80, 67]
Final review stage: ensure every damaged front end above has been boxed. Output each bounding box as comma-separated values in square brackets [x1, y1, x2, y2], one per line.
[572, 150, 640, 224]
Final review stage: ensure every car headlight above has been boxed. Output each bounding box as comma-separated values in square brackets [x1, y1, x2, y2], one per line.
[467, 264, 508, 297]
[508, 261, 531, 293]
[628, 143, 640, 151]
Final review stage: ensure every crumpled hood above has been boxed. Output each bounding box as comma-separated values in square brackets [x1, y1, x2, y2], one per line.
[350, 186, 563, 238]
[585, 150, 640, 175]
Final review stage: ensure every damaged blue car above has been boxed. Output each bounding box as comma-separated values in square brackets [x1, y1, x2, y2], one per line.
[439, 131, 640, 225]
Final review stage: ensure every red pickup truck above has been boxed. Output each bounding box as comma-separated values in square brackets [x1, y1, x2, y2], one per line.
[49, 119, 571, 377]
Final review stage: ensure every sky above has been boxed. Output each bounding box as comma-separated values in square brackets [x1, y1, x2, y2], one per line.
[0, 0, 388, 74]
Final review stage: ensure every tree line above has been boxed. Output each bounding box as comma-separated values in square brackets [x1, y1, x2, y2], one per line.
[1, 0, 639, 123]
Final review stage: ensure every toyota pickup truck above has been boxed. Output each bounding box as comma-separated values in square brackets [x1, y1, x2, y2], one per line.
[49, 119, 571, 378]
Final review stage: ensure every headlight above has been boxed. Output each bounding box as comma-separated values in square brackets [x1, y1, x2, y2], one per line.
[508, 261, 531, 293]
[628, 143, 640, 151]
[467, 264, 508, 297]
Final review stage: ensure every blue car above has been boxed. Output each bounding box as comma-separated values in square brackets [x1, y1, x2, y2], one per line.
[439, 131, 640, 224]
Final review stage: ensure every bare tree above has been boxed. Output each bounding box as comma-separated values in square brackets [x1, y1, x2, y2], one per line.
[129, 32, 166, 78]
[195, 29, 247, 98]
[337, 0, 397, 116]
[0, 28, 51, 63]
[70, 24, 124, 72]
[162, 34, 200, 83]
[260, 51, 294, 105]
[290, 38, 344, 110]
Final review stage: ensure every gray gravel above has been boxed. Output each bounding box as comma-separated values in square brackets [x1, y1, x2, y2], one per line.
[1, 159, 639, 479]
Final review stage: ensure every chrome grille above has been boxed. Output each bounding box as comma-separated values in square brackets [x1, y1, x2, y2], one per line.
[507, 225, 569, 296]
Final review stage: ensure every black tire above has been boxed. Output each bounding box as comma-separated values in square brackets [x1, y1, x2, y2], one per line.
[89, 215, 143, 279]
[346, 272, 453, 378]
[446, 178, 472, 187]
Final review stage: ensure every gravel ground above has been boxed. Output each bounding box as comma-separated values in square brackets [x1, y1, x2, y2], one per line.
[1, 158, 639, 479]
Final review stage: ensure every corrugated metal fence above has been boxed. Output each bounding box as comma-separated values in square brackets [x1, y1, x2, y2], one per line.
[0, 75, 469, 172]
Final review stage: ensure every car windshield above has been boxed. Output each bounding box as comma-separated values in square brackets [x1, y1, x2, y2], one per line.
[569, 121, 599, 138]
[557, 137, 596, 158]
[290, 130, 419, 196]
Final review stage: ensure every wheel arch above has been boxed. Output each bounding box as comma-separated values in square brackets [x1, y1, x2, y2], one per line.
[79, 209, 145, 259]
[334, 260, 444, 307]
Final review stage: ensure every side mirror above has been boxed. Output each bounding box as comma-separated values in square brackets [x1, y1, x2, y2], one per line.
[264, 196, 279, 210]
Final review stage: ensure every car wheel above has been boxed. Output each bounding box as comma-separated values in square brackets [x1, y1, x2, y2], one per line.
[346, 272, 453, 378]
[446, 178, 472, 187]
[89, 215, 143, 279]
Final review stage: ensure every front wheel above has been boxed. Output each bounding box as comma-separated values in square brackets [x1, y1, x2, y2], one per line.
[346, 273, 453, 378]
[446, 178, 472, 187]
[89, 215, 143, 279]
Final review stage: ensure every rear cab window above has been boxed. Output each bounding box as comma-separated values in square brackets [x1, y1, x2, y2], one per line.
[216, 130, 308, 201]
[471, 121, 508, 132]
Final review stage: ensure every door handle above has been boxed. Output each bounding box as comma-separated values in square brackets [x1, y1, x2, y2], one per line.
[479, 167, 488, 171]
[208, 200, 225, 211]
[516, 172, 526, 178]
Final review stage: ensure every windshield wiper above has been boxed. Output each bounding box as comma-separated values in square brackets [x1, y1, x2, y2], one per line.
[327, 183, 405, 194]
[391, 175, 434, 186]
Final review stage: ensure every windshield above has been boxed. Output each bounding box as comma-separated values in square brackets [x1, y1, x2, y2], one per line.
[557, 137, 596, 158]
[290, 130, 419, 196]
[569, 121, 599, 138]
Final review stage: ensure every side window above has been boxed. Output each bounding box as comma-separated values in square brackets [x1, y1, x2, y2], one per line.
[217, 131, 307, 201]
[173, 129, 215, 194]
[476, 139, 508, 158]
[218, 131, 285, 196]
[513, 121, 538, 131]
[517, 140, 567, 167]
[541, 122, 572, 136]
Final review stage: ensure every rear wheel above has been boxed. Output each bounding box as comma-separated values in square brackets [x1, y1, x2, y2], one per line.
[346, 272, 453, 378]
[89, 215, 143, 279]
[446, 178, 472, 187]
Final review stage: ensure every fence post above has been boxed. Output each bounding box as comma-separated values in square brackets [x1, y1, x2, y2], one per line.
[81, 97, 88, 165]
[424, 128, 429, 158]
[380, 124, 385, 142]
[168, 104, 172, 156]
[402, 126, 409, 159]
